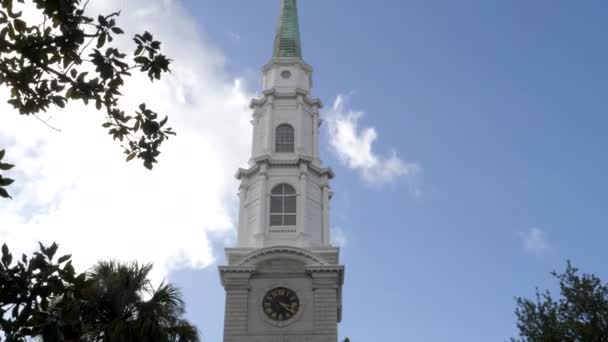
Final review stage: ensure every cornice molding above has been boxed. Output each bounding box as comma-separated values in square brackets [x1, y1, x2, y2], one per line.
[236, 245, 330, 267]
[262, 57, 313, 73]
[235, 156, 334, 180]
[305, 265, 344, 273]
[218, 266, 256, 289]
[250, 89, 323, 110]
[218, 266, 257, 274]
[306, 265, 345, 288]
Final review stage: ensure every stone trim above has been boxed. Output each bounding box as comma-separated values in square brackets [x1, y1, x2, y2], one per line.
[219, 266, 257, 273]
[235, 156, 334, 180]
[218, 266, 256, 289]
[237, 245, 330, 267]
[262, 57, 313, 73]
[250, 89, 323, 109]
[306, 265, 345, 287]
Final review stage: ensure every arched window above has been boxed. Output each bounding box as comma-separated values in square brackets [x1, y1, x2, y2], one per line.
[270, 183, 296, 226]
[275, 124, 294, 152]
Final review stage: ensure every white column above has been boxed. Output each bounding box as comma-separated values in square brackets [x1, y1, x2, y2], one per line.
[256, 164, 268, 246]
[250, 118, 257, 157]
[312, 113, 319, 160]
[322, 184, 330, 246]
[237, 185, 247, 246]
[298, 163, 308, 240]
[297, 96, 304, 154]
[265, 103, 273, 154]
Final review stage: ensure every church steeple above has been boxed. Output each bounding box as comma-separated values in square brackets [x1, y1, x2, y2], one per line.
[220, 2, 344, 341]
[273, 0, 302, 59]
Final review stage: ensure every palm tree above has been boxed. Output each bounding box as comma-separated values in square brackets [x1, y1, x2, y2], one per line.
[78, 261, 199, 342]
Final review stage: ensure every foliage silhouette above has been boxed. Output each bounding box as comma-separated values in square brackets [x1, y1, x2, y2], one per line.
[0, 0, 175, 199]
[511, 261, 608, 342]
[0, 243, 199, 342]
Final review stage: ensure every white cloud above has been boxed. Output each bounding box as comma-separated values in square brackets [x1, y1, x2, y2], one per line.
[324, 95, 420, 188]
[228, 31, 242, 42]
[0, 0, 253, 282]
[519, 228, 551, 256]
[330, 226, 348, 247]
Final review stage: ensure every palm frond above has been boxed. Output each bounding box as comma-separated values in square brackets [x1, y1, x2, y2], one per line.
[76, 261, 199, 342]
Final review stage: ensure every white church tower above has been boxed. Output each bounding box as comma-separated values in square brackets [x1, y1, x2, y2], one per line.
[219, 1, 345, 341]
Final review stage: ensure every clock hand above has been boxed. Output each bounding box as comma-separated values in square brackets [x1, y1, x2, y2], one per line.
[279, 302, 296, 314]
[279, 302, 292, 310]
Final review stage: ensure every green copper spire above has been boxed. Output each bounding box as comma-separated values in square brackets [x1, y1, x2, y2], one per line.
[273, 0, 302, 59]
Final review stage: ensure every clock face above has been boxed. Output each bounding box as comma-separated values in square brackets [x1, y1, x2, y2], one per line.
[262, 287, 300, 321]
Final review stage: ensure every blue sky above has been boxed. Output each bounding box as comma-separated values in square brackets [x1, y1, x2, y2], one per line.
[173, 1, 608, 341]
[1, 1, 607, 341]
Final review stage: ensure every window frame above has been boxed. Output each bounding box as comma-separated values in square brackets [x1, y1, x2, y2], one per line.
[269, 183, 297, 227]
[275, 124, 295, 153]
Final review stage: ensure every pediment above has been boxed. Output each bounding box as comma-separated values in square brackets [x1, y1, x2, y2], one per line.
[236, 246, 329, 267]
[256, 258, 307, 274]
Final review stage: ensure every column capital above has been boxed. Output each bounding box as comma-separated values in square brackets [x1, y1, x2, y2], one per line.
[299, 161, 309, 176]
[219, 266, 256, 290]
[306, 265, 345, 289]
[259, 162, 269, 177]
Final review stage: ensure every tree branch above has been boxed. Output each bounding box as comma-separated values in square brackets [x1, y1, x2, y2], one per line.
[32, 113, 62, 132]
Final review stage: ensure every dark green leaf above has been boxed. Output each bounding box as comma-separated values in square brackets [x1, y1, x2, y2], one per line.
[98, 15, 108, 26]
[134, 56, 149, 64]
[46, 242, 58, 260]
[0, 177, 15, 186]
[63, 261, 75, 278]
[13, 19, 25, 32]
[53, 97, 66, 108]
[0, 163, 15, 170]
[2, 249, 12, 267]
[76, 272, 86, 283]
[0, 187, 12, 199]
[0, 149, 5, 160]
[40, 297, 48, 311]
[66, 87, 75, 99]
[134, 45, 143, 56]
[57, 254, 71, 264]
[77, 72, 89, 83]
[12, 303, 19, 318]
[159, 116, 168, 127]
[97, 32, 107, 48]
[1, 243, 9, 260]
[111, 27, 124, 34]
[38, 242, 47, 255]
[7, 24, 15, 40]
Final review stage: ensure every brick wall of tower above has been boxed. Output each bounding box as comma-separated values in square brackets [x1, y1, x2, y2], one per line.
[313, 288, 338, 335]
[220, 255, 342, 342]
[223, 289, 249, 339]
